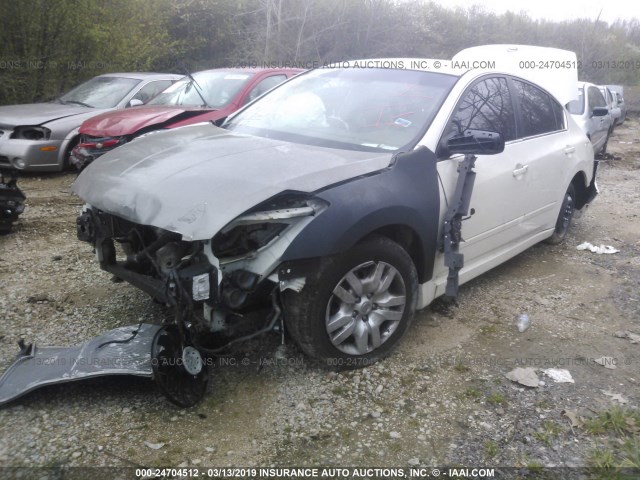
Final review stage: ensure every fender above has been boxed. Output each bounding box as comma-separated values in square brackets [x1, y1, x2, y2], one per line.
[281, 146, 440, 282]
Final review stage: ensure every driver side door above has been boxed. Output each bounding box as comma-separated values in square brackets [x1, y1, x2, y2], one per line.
[434, 76, 528, 279]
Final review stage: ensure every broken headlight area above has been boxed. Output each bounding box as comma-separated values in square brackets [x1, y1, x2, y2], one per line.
[0, 172, 26, 234]
[70, 135, 127, 171]
[10, 125, 51, 141]
[212, 194, 320, 258]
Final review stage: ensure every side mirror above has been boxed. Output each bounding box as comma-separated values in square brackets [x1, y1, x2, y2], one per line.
[128, 99, 144, 108]
[446, 129, 504, 156]
[591, 107, 608, 117]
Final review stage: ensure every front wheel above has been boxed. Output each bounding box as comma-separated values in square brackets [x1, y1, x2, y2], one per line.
[546, 184, 575, 245]
[284, 235, 418, 369]
[599, 129, 611, 155]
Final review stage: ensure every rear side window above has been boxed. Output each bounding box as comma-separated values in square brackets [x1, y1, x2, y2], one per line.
[449, 77, 516, 142]
[513, 79, 563, 137]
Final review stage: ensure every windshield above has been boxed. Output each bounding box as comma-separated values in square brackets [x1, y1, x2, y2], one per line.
[224, 68, 457, 152]
[59, 76, 141, 109]
[148, 71, 255, 108]
[566, 88, 585, 115]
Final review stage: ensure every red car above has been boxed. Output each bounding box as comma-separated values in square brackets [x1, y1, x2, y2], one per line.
[70, 68, 301, 169]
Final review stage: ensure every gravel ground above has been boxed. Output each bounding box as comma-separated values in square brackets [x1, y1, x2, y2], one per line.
[1, 119, 639, 476]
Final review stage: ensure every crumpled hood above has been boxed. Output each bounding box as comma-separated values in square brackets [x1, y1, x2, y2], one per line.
[72, 124, 393, 240]
[79, 106, 215, 137]
[0, 102, 93, 127]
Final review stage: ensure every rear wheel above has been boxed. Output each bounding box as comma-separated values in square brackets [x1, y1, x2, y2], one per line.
[284, 235, 418, 369]
[546, 183, 575, 245]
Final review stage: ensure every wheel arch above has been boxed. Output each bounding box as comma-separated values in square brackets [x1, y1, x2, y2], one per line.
[59, 131, 81, 170]
[570, 170, 590, 210]
[355, 224, 427, 283]
[280, 146, 441, 284]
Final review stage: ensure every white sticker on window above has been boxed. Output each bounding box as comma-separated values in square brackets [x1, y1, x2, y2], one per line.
[192, 273, 210, 301]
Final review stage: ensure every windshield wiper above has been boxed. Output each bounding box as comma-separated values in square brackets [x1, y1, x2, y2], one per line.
[63, 100, 93, 108]
[177, 60, 210, 108]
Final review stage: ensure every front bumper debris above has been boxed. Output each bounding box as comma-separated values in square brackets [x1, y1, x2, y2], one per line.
[0, 324, 162, 406]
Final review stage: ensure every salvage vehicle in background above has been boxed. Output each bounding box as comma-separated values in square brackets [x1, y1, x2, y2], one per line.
[598, 85, 621, 130]
[567, 81, 612, 155]
[0, 45, 598, 408]
[70, 68, 301, 170]
[607, 85, 626, 125]
[0, 73, 182, 172]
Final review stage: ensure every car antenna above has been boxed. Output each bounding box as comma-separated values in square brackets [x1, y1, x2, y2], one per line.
[177, 59, 211, 108]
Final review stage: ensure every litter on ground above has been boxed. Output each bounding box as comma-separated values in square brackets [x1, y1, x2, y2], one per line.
[576, 242, 619, 254]
[543, 368, 575, 383]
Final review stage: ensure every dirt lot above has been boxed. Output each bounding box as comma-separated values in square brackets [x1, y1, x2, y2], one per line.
[0, 119, 639, 476]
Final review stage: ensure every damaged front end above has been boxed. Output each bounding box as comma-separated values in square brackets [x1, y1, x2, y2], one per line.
[68, 194, 326, 405]
[0, 172, 26, 234]
[70, 135, 128, 171]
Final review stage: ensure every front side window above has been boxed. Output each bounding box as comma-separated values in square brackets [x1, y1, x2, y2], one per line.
[226, 68, 457, 152]
[588, 87, 606, 110]
[513, 79, 562, 137]
[59, 76, 141, 109]
[448, 77, 515, 142]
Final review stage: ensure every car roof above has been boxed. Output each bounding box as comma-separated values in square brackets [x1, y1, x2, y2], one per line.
[187, 67, 304, 75]
[97, 72, 184, 80]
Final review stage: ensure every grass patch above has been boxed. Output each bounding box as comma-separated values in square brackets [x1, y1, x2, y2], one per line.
[454, 362, 471, 373]
[525, 460, 543, 473]
[585, 407, 640, 470]
[535, 399, 552, 410]
[589, 447, 616, 469]
[583, 406, 640, 436]
[332, 386, 347, 396]
[487, 391, 506, 405]
[484, 440, 499, 459]
[533, 420, 563, 446]
[620, 438, 640, 469]
[460, 387, 482, 401]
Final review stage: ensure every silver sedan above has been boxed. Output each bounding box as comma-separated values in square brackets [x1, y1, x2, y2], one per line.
[0, 72, 182, 172]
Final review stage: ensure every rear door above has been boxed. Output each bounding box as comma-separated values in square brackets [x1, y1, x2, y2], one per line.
[507, 78, 570, 233]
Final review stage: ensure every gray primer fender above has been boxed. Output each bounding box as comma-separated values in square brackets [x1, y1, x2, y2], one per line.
[280, 147, 440, 283]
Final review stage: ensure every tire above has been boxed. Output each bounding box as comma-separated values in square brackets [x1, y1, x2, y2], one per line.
[283, 235, 418, 369]
[546, 183, 576, 245]
[62, 137, 80, 171]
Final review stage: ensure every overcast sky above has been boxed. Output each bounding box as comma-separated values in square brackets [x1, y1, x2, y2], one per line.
[430, 0, 637, 24]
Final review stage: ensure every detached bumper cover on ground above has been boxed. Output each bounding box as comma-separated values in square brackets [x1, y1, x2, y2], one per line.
[0, 324, 162, 406]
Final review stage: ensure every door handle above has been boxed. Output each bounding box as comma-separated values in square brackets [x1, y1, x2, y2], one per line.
[512, 164, 528, 176]
[564, 146, 575, 155]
